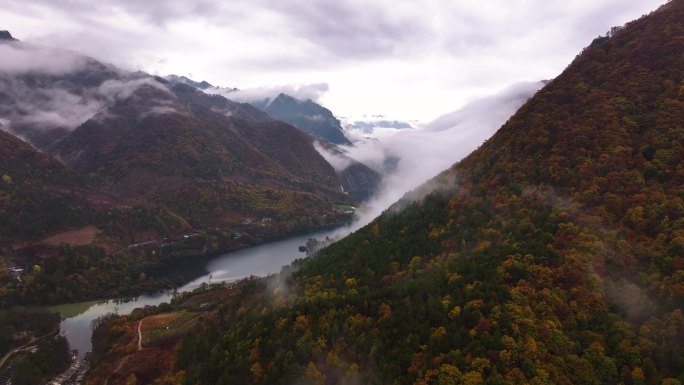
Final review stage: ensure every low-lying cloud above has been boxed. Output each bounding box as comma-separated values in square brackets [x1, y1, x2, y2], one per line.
[13, 87, 103, 130]
[0, 43, 89, 75]
[0, 43, 173, 136]
[335, 81, 545, 233]
[98, 77, 172, 101]
[313, 141, 353, 172]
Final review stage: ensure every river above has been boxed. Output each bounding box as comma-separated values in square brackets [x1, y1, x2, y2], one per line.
[50, 229, 339, 358]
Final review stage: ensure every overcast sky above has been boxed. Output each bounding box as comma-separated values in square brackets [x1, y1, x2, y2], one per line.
[1, 0, 661, 122]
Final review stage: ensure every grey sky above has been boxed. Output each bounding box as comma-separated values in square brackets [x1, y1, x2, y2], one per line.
[1, 0, 662, 121]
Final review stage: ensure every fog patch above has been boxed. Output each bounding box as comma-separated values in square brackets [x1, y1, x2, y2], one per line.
[313, 141, 352, 172]
[0, 44, 88, 75]
[264, 264, 300, 307]
[15, 87, 105, 129]
[98, 77, 172, 101]
[333, 137, 389, 174]
[0, 65, 172, 138]
[0, 76, 106, 133]
[604, 278, 656, 322]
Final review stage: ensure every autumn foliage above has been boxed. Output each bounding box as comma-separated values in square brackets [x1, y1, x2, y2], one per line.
[163, 2, 684, 384]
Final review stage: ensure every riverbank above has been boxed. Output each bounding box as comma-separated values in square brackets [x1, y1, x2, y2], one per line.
[2, 216, 352, 308]
[47, 353, 88, 385]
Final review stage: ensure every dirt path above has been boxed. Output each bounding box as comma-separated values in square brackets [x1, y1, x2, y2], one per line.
[137, 320, 143, 351]
[0, 328, 58, 369]
[0, 336, 36, 369]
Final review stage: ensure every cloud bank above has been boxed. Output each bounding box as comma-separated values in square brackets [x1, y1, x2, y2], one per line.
[335, 81, 545, 232]
[0, 0, 658, 121]
[0, 43, 88, 75]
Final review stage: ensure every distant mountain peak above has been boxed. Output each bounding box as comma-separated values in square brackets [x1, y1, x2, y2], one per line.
[251, 93, 352, 145]
[0, 30, 17, 42]
[165, 74, 216, 90]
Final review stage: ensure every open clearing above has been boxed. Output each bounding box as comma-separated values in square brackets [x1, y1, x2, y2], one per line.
[42, 225, 100, 246]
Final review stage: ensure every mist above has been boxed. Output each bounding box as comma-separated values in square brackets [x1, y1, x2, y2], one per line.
[0, 43, 88, 75]
[0, 42, 174, 136]
[98, 77, 172, 101]
[329, 81, 545, 235]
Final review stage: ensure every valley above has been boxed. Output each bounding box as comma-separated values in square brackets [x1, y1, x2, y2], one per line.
[0, 0, 682, 384]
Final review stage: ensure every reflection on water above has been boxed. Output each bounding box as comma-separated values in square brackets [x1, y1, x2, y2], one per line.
[51, 229, 337, 357]
[50, 292, 175, 358]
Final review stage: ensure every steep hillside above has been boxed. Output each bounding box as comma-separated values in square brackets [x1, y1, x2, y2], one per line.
[97, 2, 684, 384]
[0, 129, 89, 242]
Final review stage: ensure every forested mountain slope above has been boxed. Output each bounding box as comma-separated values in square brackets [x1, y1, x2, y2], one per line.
[152, 2, 684, 384]
[0, 129, 89, 242]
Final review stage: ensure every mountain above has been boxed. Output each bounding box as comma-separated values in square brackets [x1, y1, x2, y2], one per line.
[164, 74, 215, 90]
[86, 2, 684, 384]
[252, 93, 352, 145]
[0, 37, 360, 305]
[163, 78, 379, 196]
[0, 30, 17, 42]
[165, 76, 351, 145]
